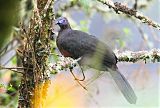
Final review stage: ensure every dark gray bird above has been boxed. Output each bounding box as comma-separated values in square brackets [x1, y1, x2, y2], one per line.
[55, 17, 137, 104]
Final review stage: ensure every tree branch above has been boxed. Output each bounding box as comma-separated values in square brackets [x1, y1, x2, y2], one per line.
[0, 65, 24, 74]
[97, 0, 160, 30]
[115, 49, 160, 63]
[49, 49, 160, 74]
[2, 48, 159, 75]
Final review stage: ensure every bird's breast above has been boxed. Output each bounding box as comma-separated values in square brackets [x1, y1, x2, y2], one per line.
[56, 39, 72, 57]
[59, 48, 72, 57]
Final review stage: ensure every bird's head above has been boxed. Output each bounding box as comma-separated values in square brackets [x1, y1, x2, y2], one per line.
[55, 17, 71, 29]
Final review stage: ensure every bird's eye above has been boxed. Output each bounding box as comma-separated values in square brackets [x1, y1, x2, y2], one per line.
[59, 19, 65, 24]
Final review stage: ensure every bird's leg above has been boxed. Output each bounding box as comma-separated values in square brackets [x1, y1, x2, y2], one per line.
[76, 58, 85, 81]
[78, 65, 85, 81]
[69, 68, 87, 90]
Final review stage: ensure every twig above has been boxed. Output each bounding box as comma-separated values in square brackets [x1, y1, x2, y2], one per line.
[133, 0, 138, 10]
[34, 0, 42, 27]
[43, 0, 52, 13]
[0, 66, 30, 70]
[97, 0, 160, 30]
[0, 65, 24, 74]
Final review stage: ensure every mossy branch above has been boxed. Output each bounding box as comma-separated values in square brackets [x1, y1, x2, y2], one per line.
[50, 49, 160, 73]
[97, 0, 160, 30]
[115, 49, 160, 63]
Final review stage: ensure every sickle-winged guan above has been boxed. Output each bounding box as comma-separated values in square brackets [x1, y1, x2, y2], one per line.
[55, 17, 137, 104]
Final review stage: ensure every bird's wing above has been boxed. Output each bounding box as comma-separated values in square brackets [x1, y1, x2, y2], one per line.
[59, 30, 117, 65]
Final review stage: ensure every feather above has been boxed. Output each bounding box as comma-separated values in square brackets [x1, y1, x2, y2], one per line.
[109, 68, 137, 104]
[56, 17, 137, 104]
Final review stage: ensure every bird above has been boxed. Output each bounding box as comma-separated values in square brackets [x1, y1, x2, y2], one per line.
[55, 17, 137, 104]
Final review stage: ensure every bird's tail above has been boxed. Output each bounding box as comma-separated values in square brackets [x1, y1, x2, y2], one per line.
[109, 68, 137, 104]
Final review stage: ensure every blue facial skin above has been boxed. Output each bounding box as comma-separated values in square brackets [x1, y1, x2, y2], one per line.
[56, 17, 70, 29]
[56, 17, 67, 26]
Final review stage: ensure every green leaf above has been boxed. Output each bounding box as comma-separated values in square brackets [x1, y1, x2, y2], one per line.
[7, 84, 16, 92]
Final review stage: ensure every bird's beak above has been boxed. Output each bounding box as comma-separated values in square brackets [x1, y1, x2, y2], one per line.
[55, 18, 61, 25]
[55, 21, 59, 25]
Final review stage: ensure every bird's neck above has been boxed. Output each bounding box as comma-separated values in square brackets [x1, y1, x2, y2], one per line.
[60, 24, 71, 30]
[59, 28, 72, 36]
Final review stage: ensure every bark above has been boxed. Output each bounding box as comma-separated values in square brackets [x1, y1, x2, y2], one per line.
[18, 0, 54, 107]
